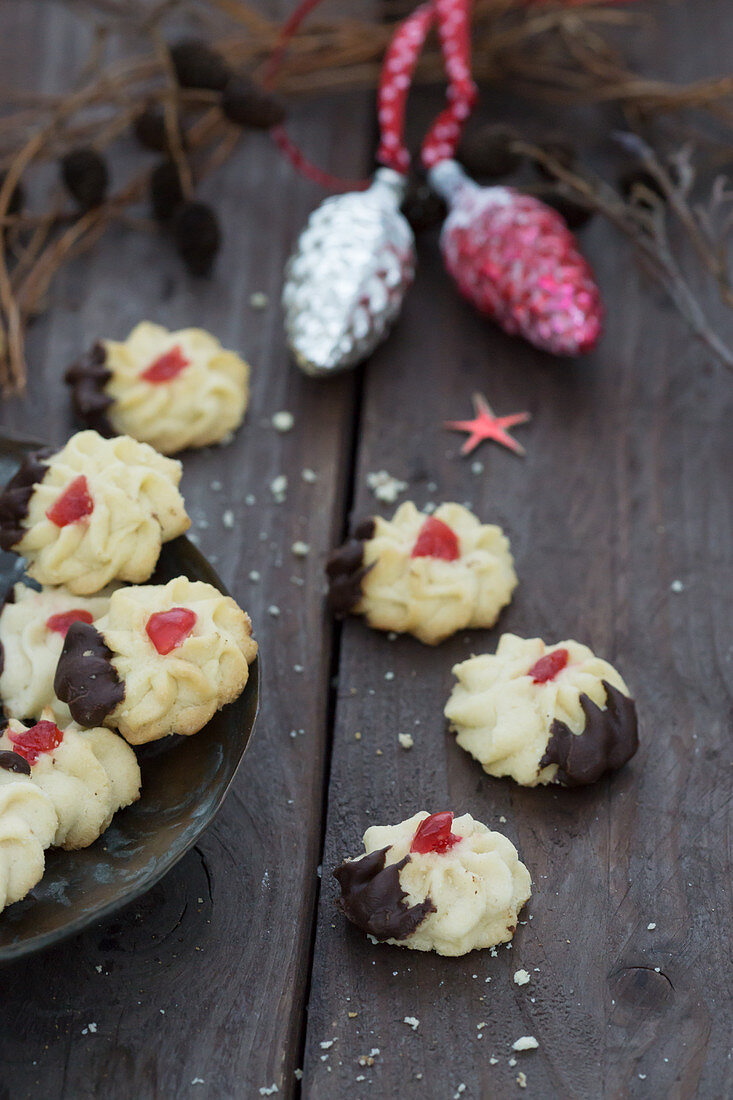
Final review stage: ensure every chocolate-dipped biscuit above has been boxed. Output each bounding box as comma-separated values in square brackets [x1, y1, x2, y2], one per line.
[325, 502, 517, 645]
[65, 342, 114, 436]
[334, 812, 532, 956]
[446, 634, 639, 788]
[325, 518, 375, 617]
[540, 680, 638, 787]
[0, 448, 52, 551]
[54, 621, 125, 727]
[334, 846, 435, 941]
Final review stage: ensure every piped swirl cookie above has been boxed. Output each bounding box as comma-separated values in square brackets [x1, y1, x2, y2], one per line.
[0, 711, 141, 850]
[55, 576, 258, 745]
[0, 430, 190, 595]
[326, 502, 517, 645]
[445, 633, 639, 787]
[65, 322, 251, 455]
[334, 810, 531, 956]
[0, 752, 58, 914]
[0, 583, 115, 724]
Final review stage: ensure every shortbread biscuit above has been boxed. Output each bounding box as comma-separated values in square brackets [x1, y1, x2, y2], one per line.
[335, 810, 531, 956]
[55, 576, 258, 745]
[445, 633, 638, 787]
[0, 753, 58, 913]
[0, 712, 140, 850]
[326, 502, 517, 645]
[0, 430, 190, 594]
[66, 322, 251, 455]
[0, 583, 115, 724]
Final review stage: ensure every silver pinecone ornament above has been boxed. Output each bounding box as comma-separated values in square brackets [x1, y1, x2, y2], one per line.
[282, 168, 415, 377]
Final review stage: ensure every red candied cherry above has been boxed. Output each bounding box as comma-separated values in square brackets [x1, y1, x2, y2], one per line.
[9, 720, 64, 765]
[528, 647, 569, 684]
[146, 607, 197, 655]
[410, 811, 461, 855]
[411, 517, 460, 561]
[141, 344, 190, 383]
[46, 609, 94, 637]
[46, 475, 94, 527]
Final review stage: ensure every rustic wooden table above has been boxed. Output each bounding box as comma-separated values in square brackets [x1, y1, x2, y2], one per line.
[0, 2, 731, 1098]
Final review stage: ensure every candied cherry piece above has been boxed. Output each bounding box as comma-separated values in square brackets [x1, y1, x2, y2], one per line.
[146, 607, 197, 655]
[141, 344, 190, 383]
[9, 720, 64, 766]
[46, 475, 94, 527]
[410, 811, 461, 855]
[528, 647, 569, 684]
[411, 516, 460, 561]
[46, 609, 94, 637]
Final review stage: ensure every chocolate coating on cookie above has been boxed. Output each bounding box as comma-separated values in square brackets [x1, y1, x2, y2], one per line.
[334, 846, 436, 941]
[54, 621, 124, 727]
[0, 448, 52, 551]
[540, 681, 638, 787]
[326, 518, 376, 616]
[0, 749, 31, 775]
[65, 342, 114, 436]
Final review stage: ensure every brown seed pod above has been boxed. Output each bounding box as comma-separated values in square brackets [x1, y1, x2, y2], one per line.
[458, 124, 522, 180]
[221, 76, 286, 129]
[401, 175, 446, 232]
[532, 138, 577, 181]
[134, 105, 173, 153]
[170, 38, 230, 91]
[542, 191, 595, 230]
[61, 148, 108, 210]
[172, 201, 221, 277]
[149, 160, 184, 223]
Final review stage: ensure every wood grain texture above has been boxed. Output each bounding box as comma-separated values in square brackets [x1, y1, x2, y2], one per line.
[302, 4, 733, 1098]
[0, 4, 368, 1098]
[1, 1, 732, 1099]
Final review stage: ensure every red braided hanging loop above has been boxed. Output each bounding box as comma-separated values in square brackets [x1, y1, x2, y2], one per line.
[421, 0, 478, 167]
[376, 3, 435, 173]
[268, 0, 477, 188]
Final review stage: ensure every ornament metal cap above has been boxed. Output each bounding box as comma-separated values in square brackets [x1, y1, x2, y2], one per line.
[282, 168, 415, 377]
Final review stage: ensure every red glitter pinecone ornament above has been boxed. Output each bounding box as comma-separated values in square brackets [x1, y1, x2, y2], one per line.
[430, 160, 603, 356]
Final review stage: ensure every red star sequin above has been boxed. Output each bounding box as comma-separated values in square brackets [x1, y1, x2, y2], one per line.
[444, 393, 530, 457]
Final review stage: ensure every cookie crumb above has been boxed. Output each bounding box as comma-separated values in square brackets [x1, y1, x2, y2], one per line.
[366, 469, 408, 504]
[294, 1069, 303, 1080]
[268, 605, 280, 617]
[249, 570, 261, 582]
[512, 1036, 539, 1052]
[384, 671, 395, 681]
[513, 969, 531, 986]
[250, 291, 269, 309]
[222, 509, 234, 528]
[471, 460, 484, 474]
[348, 1012, 358, 1019]
[272, 410, 294, 433]
[403, 1016, 420, 1030]
[291, 541, 310, 557]
[670, 579, 684, 592]
[398, 732, 414, 750]
[354, 731, 362, 741]
[320, 1040, 334, 1050]
[302, 467, 317, 483]
[270, 475, 288, 502]
[647, 922, 657, 930]
[258, 1085, 278, 1097]
[517, 1072, 527, 1089]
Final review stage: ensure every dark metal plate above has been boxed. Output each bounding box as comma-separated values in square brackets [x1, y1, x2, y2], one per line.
[0, 435, 259, 962]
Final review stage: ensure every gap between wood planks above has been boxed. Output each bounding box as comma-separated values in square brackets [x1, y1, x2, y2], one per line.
[291, 350, 372, 1091]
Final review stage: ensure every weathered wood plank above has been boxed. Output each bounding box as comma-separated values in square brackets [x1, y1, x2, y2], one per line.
[302, 2, 733, 1096]
[0, 4, 369, 1098]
